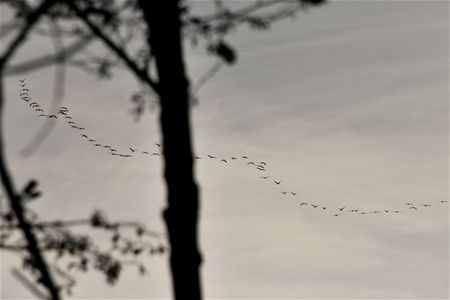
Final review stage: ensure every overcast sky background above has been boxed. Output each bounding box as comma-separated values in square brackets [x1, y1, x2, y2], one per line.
[1, 0, 449, 299]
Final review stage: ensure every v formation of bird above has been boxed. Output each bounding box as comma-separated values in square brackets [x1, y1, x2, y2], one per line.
[17, 80, 448, 217]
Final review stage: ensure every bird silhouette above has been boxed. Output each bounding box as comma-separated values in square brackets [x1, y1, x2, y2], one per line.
[321, 207, 327, 210]
[142, 151, 149, 154]
[48, 115, 57, 119]
[291, 192, 296, 195]
[88, 139, 96, 142]
[311, 204, 319, 208]
[130, 147, 137, 152]
[439, 200, 448, 203]
[360, 212, 367, 215]
[332, 214, 340, 217]
[151, 152, 159, 156]
[338, 207, 345, 211]
[195, 156, 201, 159]
[81, 134, 88, 138]
[94, 144, 102, 147]
[109, 149, 117, 152]
[103, 145, 111, 149]
[409, 207, 418, 210]
[247, 162, 255, 166]
[220, 159, 227, 163]
[241, 156, 248, 159]
[406, 203, 414, 206]
[207, 155, 216, 159]
[393, 210, 401, 213]
[20, 93, 29, 96]
[274, 180, 281, 185]
[260, 162, 266, 165]
[19, 79, 26, 83]
[68, 121, 75, 124]
[300, 202, 308, 206]
[231, 157, 237, 160]
[422, 204, 431, 207]
[281, 191, 287, 194]
[35, 109, 43, 112]
[261, 176, 269, 179]
[155, 143, 161, 147]
[64, 116, 72, 119]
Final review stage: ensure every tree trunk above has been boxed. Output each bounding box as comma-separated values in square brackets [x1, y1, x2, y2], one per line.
[138, 1, 203, 299]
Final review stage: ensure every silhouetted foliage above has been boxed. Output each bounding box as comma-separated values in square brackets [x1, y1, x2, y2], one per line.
[0, 0, 326, 299]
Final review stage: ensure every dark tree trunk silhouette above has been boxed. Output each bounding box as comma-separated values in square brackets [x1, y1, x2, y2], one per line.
[138, 1, 203, 299]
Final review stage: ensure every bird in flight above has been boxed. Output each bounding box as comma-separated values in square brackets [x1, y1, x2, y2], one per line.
[372, 211, 381, 214]
[207, 155, 216, 159]
[241, 156, 248, 159]
[103, 145, 111, 149]
[422, 204, 431, 207]
[281, 191, 287, 195]
[321, 207, 327, 210]
[151, 152, 159, 156]
[47, 115, 57, 119]
[130, 147, 137, 152]
[142, 151, 149, 155]
[35, 108, 43, 112]
[409, 206, 418, 210]
[332, 214, 340, 217]
[81, 134, 88, 138]
[338, 207, 345, 211]
[94, 144, 102, 147]
[20, 93, 29, 96]
[260, 162, 266, 165]
[220, 159, 227, 163]
[195, 156, 201, 159]
[360, 212, 367, 215]
[290, 192, 296, 195]
[274, 180, 281, 185]
[439, 200, 448, 203]
[406, 203, 414, 206]
[109, 149, 117, 152]
[19, 88, 30, 92]
[393, 210, 401, 213]
[261, 176, 269, 179]
[65, 116, 72, 119]
[311, 204, 319, 208]
[19, 79, 26, 83]
[300, 202, 308, 206]
[247, 162, 255, 166]
[155, 143, 161, 147]
[231, 157, 237, 160]
[88, 139, 96, 142]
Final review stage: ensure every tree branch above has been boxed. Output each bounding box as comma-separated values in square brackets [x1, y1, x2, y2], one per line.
[67, 2, 160, 95]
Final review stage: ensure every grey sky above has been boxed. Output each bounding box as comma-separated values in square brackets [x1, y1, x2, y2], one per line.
[1, 0, 448, 299]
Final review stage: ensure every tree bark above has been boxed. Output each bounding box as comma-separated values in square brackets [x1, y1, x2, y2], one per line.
[138, 1, 203, 299]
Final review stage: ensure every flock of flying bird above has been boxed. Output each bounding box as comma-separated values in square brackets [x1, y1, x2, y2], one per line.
[17, 79, 449, 217]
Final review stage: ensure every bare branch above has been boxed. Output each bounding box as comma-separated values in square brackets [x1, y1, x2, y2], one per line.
[67, 2, 160, 95]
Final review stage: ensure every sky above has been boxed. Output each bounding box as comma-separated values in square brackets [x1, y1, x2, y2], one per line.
[0, 0, 449, 299]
